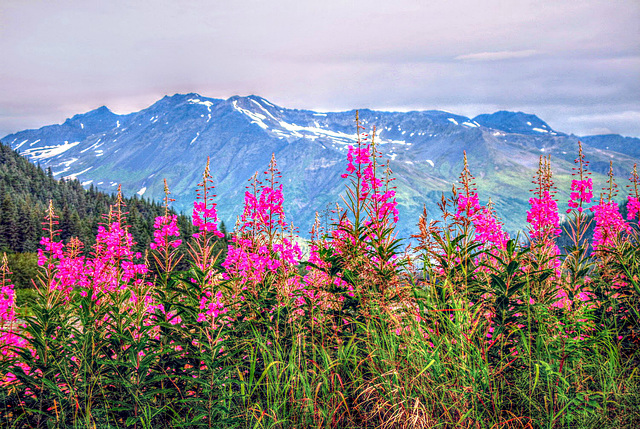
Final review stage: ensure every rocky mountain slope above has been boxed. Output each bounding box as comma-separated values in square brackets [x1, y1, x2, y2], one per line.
[3, 94, 639, 237]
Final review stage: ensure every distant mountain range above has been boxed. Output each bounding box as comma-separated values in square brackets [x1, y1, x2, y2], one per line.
[3, 94, 639, 237]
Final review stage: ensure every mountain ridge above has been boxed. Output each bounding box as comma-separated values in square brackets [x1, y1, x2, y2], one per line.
[3, 94, 639, 237]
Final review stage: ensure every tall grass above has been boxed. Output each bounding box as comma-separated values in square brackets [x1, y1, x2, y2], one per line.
[0, 125, 639, 428]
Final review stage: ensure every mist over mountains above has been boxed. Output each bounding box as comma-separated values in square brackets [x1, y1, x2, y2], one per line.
[3, 93, 639, 237]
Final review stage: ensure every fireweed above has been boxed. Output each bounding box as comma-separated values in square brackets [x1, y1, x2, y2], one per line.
[0, 129, 639, 428]
[590, 162, 631, 255]
[0, 253, 29, 386]
[627, 163, 640, 223]
[310, 114, 406, 326]
[559, 141, 596, 310]
[222, 154, 304, 321]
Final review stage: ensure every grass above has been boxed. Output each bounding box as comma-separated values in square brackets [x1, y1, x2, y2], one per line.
[1, 139, 639, 428]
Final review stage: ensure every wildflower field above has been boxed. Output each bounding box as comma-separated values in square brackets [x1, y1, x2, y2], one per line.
[1, 117, 639, 428]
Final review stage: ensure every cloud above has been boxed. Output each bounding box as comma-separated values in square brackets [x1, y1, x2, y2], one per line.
[455, 50, 539, 62]
[564, 111, 640, 136]
[585, 127, 614, 135]
[0, 0, 639, 138]
[566, 111, 640, 124]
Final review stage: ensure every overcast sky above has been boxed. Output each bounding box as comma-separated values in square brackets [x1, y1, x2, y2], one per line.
[1, 0, 639, 137]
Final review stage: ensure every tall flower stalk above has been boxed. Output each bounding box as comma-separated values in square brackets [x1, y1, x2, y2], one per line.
[150, 179, 183, 274]
[563, 142, 593, 285]
[590, 162, 631, 255]
[189, 157, 224, 275]
[527, 156, 561, 272]
[627, 163, 640, 223]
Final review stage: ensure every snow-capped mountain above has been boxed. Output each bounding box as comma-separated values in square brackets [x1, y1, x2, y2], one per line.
[3, 94, 639, 237]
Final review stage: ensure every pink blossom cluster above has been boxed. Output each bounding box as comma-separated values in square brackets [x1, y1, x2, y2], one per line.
[455, 193, 508, 250]
[527, 191, 562, 241]
[37, 237, 87, 300]
[54, 240, 88, 300]
[150, 215, 183, 250]
[301, 220, 352, 312]
[85, 222, 148, 298]
[627, 196, 640, 222]
[456, 193, 481, 218]
[224, 236, 301, 289]
[1, 257, 30, 386]
[473, 206, 509, 250]
[567, 178, 593, 213]
[552, 286, 594, 310]
[342, 142, 399, 227]
[193, 201, 224, 239]
[198, 289, 231, 327]
[37, 237, 64, 268]
[342, 144, 372, 179]
[242, 184, 286, 234]
[590, 200, 631, 252]
[34, 218, 149, 303]
[224, 156, 302, 298]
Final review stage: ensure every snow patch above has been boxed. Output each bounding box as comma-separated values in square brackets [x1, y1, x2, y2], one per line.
[278, 121, 356, 142]
[80, 123, 84, 129]
[23, 141, 81, 160]
[261, 99, 275, 107]
[15, 139, 28, 150]
[249, 98, 278, 120]
[448, 118, 459, 125]
[532, 128, 548, 133]
[426, 159, 434, 167]
[188, 98, 214, 109]
[29, 139, 41, 147]
[80, 138, 103, 154]
[233, 100, 269, 129]
[52, 158, 80, 176]
[137, 187, 147, 196]
[64, 166, 93, 181]
[462, 121, 478, 128]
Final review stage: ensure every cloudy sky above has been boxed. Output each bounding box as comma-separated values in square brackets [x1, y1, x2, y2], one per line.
[1, 0, 639, 137]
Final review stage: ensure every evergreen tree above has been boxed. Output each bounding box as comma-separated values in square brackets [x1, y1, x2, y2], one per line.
[0, 140, 194, 286]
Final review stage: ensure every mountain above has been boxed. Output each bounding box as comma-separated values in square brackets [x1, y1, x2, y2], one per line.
[473, 111, 559, 136]
[3, 94, 640, 238]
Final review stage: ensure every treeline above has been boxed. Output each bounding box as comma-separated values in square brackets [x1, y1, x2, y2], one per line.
[0, 141, 228, 287]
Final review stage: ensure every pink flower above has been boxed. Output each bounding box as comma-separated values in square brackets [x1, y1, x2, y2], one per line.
[567, 178, 593, 213]
[150, 215, 182, 250]
[473, 205, 509, 250]
[627, 196, 640, 222]
[590, 200, 631, 252]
